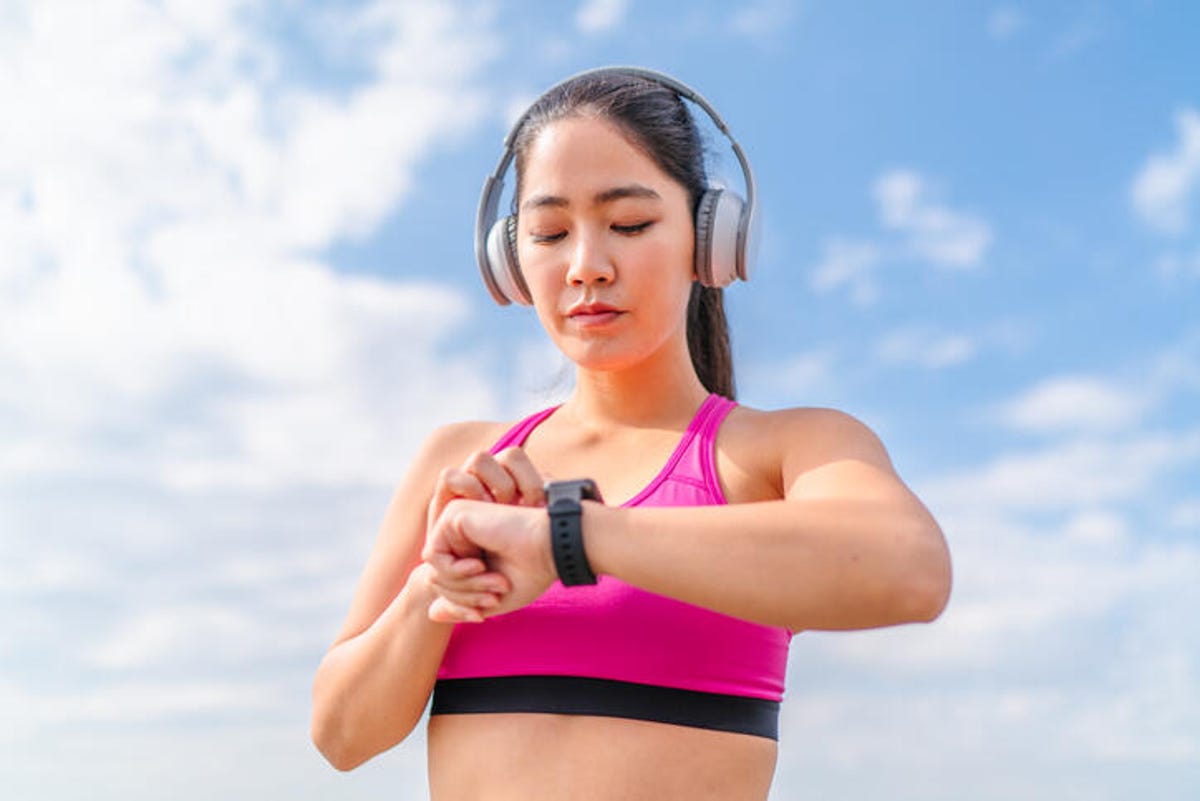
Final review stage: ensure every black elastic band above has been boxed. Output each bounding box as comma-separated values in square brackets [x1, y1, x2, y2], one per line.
[431, 675, 779, 740]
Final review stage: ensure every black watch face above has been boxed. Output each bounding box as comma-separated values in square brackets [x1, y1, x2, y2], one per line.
[546, 479, 604, 505]
[577, 478, 602, 503]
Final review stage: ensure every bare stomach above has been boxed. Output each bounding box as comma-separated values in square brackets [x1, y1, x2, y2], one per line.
[427, 712, 778, 801]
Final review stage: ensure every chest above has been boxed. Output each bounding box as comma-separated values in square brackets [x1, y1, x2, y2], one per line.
[520, 414, 778, 507]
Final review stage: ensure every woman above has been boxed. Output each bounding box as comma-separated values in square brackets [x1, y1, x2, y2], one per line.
[311, 66, 951, 800]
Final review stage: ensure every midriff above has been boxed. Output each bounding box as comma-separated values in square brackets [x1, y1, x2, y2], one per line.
[427, 712, 777, 801]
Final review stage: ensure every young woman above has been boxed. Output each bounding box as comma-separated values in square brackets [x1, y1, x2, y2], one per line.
[311, 67, 952, 800]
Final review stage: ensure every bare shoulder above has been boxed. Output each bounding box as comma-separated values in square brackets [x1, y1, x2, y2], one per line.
[719, 404, 897, 498]
[415, 419, 513, 470]
[399, 415, 527, 503]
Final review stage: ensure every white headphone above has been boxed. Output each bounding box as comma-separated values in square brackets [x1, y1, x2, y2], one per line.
[475, 65, 761, 306]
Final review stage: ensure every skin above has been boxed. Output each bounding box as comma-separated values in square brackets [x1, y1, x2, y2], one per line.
[311, 115, 953, 799]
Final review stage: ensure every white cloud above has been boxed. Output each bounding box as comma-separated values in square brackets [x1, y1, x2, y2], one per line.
[876, 326, 976, 369]
[987, 7, 1025, 41]
[995, 374, 1149, 433]
[873, 169, 993, 268]
[575, 0, 629, 35]
[1132, 108, 1200, 236]
[741, 348, 841, 409]
[923, 431, 1200, 514]
[0, 3, 506, 787]
[810, 238, 881, 306]
[0, 0, 503, 492]
[1061, 508, 1129, 546]
[87, 604, 301, 671]
[1167, 499, 1200, 530]
[731, 0, 798, 42]
[51, 680, 282, 724]
[812, 169, 991, 304]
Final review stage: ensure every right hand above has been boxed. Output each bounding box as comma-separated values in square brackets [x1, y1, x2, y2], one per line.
[424, 447, 546, 622]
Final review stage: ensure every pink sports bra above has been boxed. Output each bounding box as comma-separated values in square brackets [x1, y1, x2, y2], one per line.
[430, 394, 793, 739]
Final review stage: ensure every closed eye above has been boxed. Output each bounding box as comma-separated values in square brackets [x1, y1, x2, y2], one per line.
[531, 231, 566, 243]
[612, 221, 654, 235]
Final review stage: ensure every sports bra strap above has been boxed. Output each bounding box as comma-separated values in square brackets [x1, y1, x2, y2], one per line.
[490, 405, 559, 454]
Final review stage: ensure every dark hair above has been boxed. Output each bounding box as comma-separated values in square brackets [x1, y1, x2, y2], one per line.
[510, 71, 736, 400]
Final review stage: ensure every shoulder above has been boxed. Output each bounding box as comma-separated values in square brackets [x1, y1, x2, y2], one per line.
[410, 419, 515, 476]
[720, 404, 896, 493]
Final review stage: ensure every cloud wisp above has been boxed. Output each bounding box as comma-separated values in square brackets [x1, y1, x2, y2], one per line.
[575, 0, 630, 35]
[811, 168, 992, 306]
[1132, 108, 1200, 237]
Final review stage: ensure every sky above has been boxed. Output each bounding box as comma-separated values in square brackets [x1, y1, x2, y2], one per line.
[1, 0, 1198, 799]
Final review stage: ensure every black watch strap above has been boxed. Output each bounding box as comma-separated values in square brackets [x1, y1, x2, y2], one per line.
[545, 479, 602, 586]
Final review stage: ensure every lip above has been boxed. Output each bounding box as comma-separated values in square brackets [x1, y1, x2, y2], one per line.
[566, 302, 625, 327]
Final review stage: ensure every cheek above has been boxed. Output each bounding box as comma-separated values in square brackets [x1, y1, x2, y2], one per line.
[524, 266, 562, 325]
[637, 231, 695, 296]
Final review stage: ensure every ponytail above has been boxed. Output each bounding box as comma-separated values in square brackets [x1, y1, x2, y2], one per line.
[686, 283, 735, 400]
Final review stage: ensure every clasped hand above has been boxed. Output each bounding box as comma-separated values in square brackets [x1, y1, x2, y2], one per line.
[421, 447, 557, 623]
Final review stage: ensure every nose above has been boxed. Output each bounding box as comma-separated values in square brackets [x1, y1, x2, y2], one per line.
[564, 227, 615, 288]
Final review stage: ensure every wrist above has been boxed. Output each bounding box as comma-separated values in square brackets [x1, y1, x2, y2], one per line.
[579, 501, 623, 579]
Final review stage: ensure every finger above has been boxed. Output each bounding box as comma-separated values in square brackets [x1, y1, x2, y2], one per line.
[432, 568, 510, 596]
[445, 556, 489, 578]
[422, 500, 484, 562]
[463, 451, 518, 505]
[433, 587, 501, 610]
[494, 447, 546, 507]
[427, 468, 490, 531]
[429, 596, 484, 624]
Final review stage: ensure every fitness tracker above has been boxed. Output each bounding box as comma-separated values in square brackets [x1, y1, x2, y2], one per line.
[545, 479, 603, 586]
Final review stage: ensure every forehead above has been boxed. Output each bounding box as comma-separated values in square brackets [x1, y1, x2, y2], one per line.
[519, 115, 682, 202]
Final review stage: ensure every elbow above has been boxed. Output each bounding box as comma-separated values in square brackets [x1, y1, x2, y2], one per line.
[311, 694, 422, 772]
[906, 564, 951, 623]
[312, 712, 367, 772]
[905, 530, 952, 623]
[311, 667, 365, 771]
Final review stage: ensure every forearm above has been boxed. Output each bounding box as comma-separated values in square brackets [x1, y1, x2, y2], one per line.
[584, 497, 951, 632]
[311, 565, 453, 770]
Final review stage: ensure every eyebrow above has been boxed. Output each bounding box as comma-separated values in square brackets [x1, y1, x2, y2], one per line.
[521, 183, 662, 211]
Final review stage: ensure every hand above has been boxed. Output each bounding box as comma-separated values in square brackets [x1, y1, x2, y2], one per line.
[426, 446, 546, 531]
[423, 499, 556, 623]
[423, 448, 546, 622]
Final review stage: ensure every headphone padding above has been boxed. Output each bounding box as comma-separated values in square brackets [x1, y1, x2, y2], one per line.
[694, 190, 719, 286]
[486, 216, 532, 305]
[695, 189, 744, 288]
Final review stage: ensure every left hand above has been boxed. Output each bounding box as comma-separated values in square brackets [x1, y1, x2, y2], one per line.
[422, 499, 556, 623]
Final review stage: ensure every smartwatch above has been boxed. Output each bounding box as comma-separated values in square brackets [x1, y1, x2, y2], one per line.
[545, 479, 603, 586]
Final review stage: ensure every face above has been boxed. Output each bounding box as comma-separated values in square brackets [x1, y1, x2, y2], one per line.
[515, 115, 696, 373]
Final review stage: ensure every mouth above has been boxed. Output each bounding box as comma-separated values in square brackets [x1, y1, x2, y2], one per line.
[566, 303, 625, 328]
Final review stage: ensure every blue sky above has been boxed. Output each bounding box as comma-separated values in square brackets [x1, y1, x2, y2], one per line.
[2, 1, 1198, 799]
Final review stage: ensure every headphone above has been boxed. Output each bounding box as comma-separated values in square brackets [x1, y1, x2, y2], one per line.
[475, 65, 760, 306]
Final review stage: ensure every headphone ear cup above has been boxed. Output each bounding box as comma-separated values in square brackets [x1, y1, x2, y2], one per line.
[485, 215, 533, 305]
[694, 189, 744, 288]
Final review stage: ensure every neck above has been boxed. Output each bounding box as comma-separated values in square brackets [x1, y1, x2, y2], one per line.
[561, 335, 712, 431]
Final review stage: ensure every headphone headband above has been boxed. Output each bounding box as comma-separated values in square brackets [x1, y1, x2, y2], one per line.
[475, 65, 760, 305]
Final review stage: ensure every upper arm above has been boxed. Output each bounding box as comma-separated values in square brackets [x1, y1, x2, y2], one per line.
[328, 420, 503, 648]
[775, 408, 917, 507]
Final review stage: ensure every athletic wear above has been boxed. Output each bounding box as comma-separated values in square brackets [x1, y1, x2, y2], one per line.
[431, 394, 793, 739]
